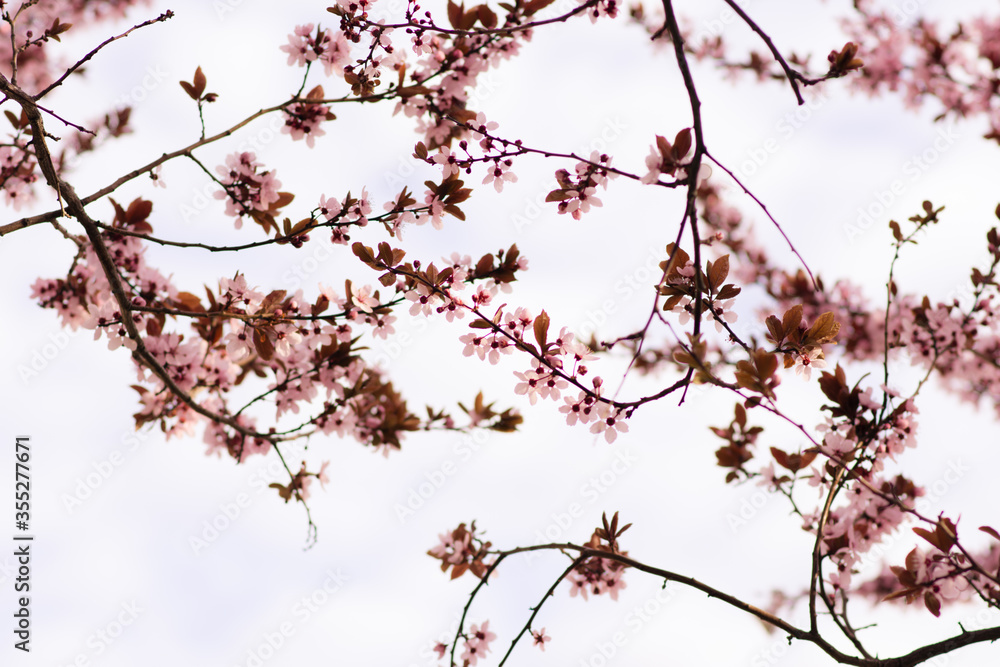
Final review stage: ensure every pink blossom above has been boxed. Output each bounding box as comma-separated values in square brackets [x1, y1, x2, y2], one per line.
[351, 284, 379, 313]
[485, 336, 513, 364]
[560, 392, 597, 425]
[280, 25, 350, 75]
[482, 158, 517, 193]
[468, 620, 496, 649]
[471, 112, 499, 150]
[641, 145, 663, 184]
[603, 568, 628, 600]
[460, 639, 486, 666]
[282, 101, 332, 148]
[317, 461, 331, 488]
[369, 313, 397, 339]
[149, 165, 165, 188]
[224, 323, 253, 361]
[792, 348, 826, 379]
[214, 152, 282, 223]
[272, 322, 303, 358]
[460, 333, 485, 359]
[710, 299, 738, 332]
[513, 368, 544, 405]
[432, 146, 462, 178]
[280, 24, 318, 67]
[589, 403, 629, 443]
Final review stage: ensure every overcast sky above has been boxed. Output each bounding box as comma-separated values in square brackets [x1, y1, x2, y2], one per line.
[3, 1, 1000, 666]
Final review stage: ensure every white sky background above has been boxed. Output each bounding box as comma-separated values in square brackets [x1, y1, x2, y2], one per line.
[2, 0, 1000, 665]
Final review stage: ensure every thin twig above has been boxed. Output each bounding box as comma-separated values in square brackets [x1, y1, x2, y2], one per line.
[721, 0, 804, 104]
[705, 149, 817, 290]
[496, 556, 584, 666]
[34, 11, 175, 100]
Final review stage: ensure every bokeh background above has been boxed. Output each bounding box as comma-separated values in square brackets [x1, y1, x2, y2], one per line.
[2, 0, 1000, 665]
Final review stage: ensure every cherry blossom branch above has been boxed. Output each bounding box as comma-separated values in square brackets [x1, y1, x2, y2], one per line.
[1, 56, 503, 239]
[0, 3, 582, 239]
[367, 255, 691, 411]
[358, 1, 597, 37]
[833, 593, 875, 659]
[487, 542, 1000, 666]
[819, 448, 1000, 591]
[3, 0, 38, 86]
[86, 204, 431, 252]
[815, 472, 880, 659]
[0, 69, 324, 542]
[0, 101, 278, 236]
[660, 0, 706, 406]
[447, 537, 508, 667]
[444, 114, 681, 187]
[2, 87, 390, 238]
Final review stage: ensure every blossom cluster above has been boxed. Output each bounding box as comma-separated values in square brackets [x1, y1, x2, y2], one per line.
[29, 194, 524, 483]
[280, 23, 351, 76]
[281, 86, 337, 148]
[10, 0, 1000, 654]
[214, 151, 284, 225]
[567, 553, 628, 600]
[545, 151, 617, 220]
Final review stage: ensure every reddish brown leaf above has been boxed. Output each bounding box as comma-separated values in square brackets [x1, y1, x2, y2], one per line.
[770, 447, 790, 470]
[707, 254, 729, 291]
[980, 525, 1000, 542]
[477, 4, 498, 28]
[781, 305, 803, 338]
[672, 128, 692, 160]
[174, 292, 204, 312]
[192, 66, 206, 97]
[447, 0, 463, 27]
[533, 310, 550, 349]
[655, 134, 672, 158]
[805, 311, 840, 345]
[523, 0, 556, 14]
[923, 591, 941, 617]
[252, 327, 274, 361]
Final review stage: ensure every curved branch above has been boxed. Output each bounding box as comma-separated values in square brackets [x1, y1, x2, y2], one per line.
[34, 11, 175, 101]
[720, 0, 804, 104]
[494, 542, 1000, 667]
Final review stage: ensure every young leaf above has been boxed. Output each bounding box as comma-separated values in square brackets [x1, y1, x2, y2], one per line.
[805, 312, 840, 345]
[707, 254, 729, 292]
[672, 127, 692, 160]
[781, 305, 803, 338]
[179, 66, 207, 100]
[533, 310, 550, 349]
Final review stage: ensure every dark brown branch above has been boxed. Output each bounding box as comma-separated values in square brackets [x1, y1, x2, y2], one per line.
[359, 0, 597, 37]
[34, 11, 175, 100]
[495, 543, 1000, 667]
[720, 0, 805, 105]
[660, 0, 705, 407]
